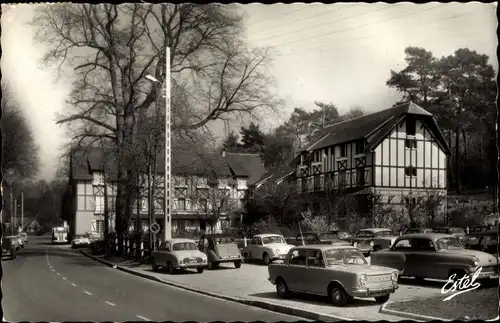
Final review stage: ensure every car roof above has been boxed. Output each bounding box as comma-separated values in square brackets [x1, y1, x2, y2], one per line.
[203, 234, 236, 239]
[359, 228, 393, 233]
[400, 233, 455, 240]
[291, 245, 358, 251]
[254, 233, 284, 238]
[166, 239, 195, 244]
[301, 231, 339, 235]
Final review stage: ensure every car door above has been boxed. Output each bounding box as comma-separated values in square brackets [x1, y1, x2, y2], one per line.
[389, 238, 413, 275]
[304, 249, 326, 294]
[285, 249, 309, 292]
[156, 242, 170, 264]
[405, 238, 438, 279]
[248, 237, 260, 259]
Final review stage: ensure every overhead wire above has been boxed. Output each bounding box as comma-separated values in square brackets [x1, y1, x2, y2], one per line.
[267, 3, 445, 49]
[250, 3, 360, 35]
[251, 3, 399, 44]
[247, 5, 314, 26]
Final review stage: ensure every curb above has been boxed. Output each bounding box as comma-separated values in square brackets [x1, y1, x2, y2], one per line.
[80, 250, 351, 321]
[380, 300, 449, 321]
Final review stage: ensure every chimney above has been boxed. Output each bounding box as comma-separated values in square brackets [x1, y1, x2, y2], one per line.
[221, 148, 226, 157]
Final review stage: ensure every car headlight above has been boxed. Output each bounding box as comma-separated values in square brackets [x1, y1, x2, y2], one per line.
[391, 272, 398, 282]
[276, 249, 280, 254]
[202, 258, 207, 263]
[359, 274, 367, 286]
[472, 256, 479, 267]
[370, 241, 374, 247]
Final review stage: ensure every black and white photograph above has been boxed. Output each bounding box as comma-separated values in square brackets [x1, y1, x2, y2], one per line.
[1, 2, 498, 322]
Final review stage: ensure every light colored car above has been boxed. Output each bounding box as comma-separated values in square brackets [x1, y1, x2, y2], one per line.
[242, 233, 293, 265]
[197, 234, 243, 269]
[152, 239, 208, 274]
[18, 232, 28, 245]
[350, 228, 399, 256]
[5, 236, 20, 251]
[16, 235, 24, 248]
[268, 245, 399, 306]
[370, 233, 499, 281]
[71, 234, 91, 249]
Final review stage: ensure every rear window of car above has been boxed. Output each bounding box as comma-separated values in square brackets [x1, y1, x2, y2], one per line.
[319, 233, 339, 240]
[433, 228, 450, 234]
[375, 230, 395, 237]
[215, 237, 236, 244]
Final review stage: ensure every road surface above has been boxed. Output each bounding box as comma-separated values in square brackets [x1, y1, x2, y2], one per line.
[2, 235, 304, 322]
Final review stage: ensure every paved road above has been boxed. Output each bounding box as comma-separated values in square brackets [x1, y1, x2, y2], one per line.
[2, 236, 305, 322]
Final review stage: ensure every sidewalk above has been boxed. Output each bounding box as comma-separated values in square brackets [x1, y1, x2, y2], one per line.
[80, 250, 441, 321]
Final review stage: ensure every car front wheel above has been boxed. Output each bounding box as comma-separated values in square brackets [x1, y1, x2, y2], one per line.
[234, 260, 241, 269]
[375, 294, 390, 303]
[276, 278, 290, 298]
[328, 284, 349, 306]
[166, 262, 175, 275]
[197, 267, 204, 274]
[263, 253, 271, 265]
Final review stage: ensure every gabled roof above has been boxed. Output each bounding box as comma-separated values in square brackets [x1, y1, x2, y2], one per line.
[70, 147, 266, 183]
[302, 101, 451, 155]
[252, 165, 295, 187]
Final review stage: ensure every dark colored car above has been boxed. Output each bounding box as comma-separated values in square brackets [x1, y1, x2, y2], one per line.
[294, 231, 352, 246]
[432, 227, 467, 243]
[464, 230, 498, 254]
[1, 237, 17, 260]
[403, 228, 433, 234]
[349, 228, 399, 256]
[198, 234, 243, 270]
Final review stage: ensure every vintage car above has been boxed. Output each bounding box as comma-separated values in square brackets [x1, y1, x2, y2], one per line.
[464, 230, 498, 254]
[198, 234, 243, 269]
[370, 233, 499, 281]
[18, 232, 28, 245]
[1, 237, 17, 260]
[268, 245, 399, 306]
[294, 231, 352, 246]
[71, 234, 91, 249]
[152, 239, 208, 274]
[403, 227, 433, 234]
[432, 227, 467, 243]
[5, 236, 20, 251]
[242, 233, 293, 265]
[349, 228, 399, 256]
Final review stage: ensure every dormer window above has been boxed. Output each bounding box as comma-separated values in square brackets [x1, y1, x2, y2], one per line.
[406, 117, 416, 136]
[339, 144, 347, 158]
[355, 139, 365, 155]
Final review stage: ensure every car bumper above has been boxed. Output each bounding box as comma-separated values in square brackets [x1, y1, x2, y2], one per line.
[271, 254, 288, 261]
[214, 257, 243, 263]
[351, 285, 399, 298]
[176, 263, 207, 269]
[476, 270, 499, 280]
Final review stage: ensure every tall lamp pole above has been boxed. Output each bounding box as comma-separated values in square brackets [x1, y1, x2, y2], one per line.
[145, 46, 172, 242]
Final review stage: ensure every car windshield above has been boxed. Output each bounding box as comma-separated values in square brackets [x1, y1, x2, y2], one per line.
[262, 236, 285, 244]
[172, 242, 198, 251]
[323, 248, 367, 266]
[214, 237, 236, 244]
[319, 233, 339, 240]
[375, 230, 395, 237]
[433, 228, 451, 234]
[436, 237, 463, 250]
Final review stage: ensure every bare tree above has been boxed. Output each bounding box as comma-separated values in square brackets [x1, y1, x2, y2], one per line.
[32, 3, 280, 246]
[1, 84, 40, 182]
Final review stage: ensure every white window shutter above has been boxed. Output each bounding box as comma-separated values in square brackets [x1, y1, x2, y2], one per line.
[90, 220, 97, 233]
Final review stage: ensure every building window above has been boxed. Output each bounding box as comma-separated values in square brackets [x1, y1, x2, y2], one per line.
[154, 198, 164, 213]
[356, 167, 365, 185]
[91, 219, 104, 233]
[177, 198, 186, 210]
[404, 197, 417, 206]
[406, 117, 416, 136]
[198, 198, 208, 210]
[301, 178, 308, 192]
[77, 182, 94, 212]
[339, 144, 347, 158]
[314, 174, 321, 191]
[338, 170, 347, 186]
[405, 167, 417, 177]
[405, 139, 417, 149]
[355, 139, 365, 155]
[314, 151, 321, 162]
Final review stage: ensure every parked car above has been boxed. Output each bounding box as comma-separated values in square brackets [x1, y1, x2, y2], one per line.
[293, 231, 352, 246]
[1, 237, 17, 260]
[370, 233, 499, 282]
[432, 227, 467, 243]
[152, 239, 208, 274]
[242, 233, 293, 265]
[464, 230, 498, 254]
[16, 235, 24, 248]
[268, 245, 399, 306]
[197, 234, 243, 269]
[403, 228, 433, 234]
[71, 234, 91, 249]
[18, 232, 28, 245]
[5, 236, 20, 251]
[468, 225, 490, 234]
[349, 228, 399, 256]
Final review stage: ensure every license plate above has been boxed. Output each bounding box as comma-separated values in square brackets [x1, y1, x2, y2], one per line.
[489, 275, 499, 279]
[370, 292, 387, 297]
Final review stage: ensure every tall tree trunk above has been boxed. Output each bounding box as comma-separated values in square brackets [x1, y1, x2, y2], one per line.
[462, 129, 468, 162]
[447, 130, 454, 190]
[455, 128, 462, 194]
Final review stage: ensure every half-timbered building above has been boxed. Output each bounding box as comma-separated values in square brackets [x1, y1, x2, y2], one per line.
[67, 148, 266, 236]
[295, 101, 451, 218]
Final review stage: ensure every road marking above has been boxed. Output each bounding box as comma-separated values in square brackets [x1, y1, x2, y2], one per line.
[51, 269, 56, 272]
[105, 301, 116, 307]
[136, 315, 150, 321]
[56, 273, 61, 276]
[83, 290, 92, 296]
[62, 277, 67, 280]
[70, 283, 77, 287]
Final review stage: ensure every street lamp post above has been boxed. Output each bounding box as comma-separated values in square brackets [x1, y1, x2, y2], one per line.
[145, 46, 172, 242]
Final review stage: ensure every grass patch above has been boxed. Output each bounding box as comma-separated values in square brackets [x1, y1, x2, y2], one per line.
[386, 286, 499, 320]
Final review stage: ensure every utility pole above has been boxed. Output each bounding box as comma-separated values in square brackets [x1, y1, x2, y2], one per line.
[14, 198, 17, 233]
[21, 191, 24, 232]
[147, 155, 153, 256]
[164, 45, 172, 241]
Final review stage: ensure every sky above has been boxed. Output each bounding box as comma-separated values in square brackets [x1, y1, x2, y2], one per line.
[1, 2, 498, 181]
